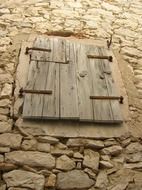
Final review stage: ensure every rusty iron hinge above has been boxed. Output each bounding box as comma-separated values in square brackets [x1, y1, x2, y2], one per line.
[87, 55, 113, 62]
[30, 59, 70, 64]
[19, 88, 52, 97]
[25, 47, 51, 54]
[90, 96, 124, 104]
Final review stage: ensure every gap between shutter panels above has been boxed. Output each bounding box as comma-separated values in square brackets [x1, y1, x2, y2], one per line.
[22, 37, 123, 123]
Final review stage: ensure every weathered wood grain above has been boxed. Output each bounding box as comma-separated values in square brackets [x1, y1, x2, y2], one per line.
[60, 41, 79, 119]
[31, 37, 66, 63]
[98, 47, 122, 122]
[75, 43, 93, 121]
[23, 38, 52, 118]
[22, 36, 122, 123]
[88, 45, 114, 122]
[42, 38, 59, 119]
[14, 35, 36, 117]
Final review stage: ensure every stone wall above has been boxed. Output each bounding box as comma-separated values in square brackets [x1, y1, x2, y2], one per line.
[0, 132, 142, 190]
[0, 0, 142, 189]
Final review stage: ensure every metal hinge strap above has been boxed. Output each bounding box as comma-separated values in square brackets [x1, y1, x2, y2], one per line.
[25, 47, 51, 54]
[87, 55, 113, 62]
[90, 96, 124, 104]
[19, 88, 52, 96]
[30, 59, 69, 64]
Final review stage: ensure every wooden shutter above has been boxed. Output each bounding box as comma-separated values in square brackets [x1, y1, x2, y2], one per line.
[87, 45, 122, 123]
[23, 37, 65, 119]
[22, 37, 123, 123]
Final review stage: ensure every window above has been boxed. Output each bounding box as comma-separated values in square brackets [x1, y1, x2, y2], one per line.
[21, 36, 123, 123]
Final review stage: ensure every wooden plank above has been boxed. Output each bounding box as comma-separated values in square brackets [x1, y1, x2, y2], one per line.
[31, 37, 66, 63]
[14, 35, 36, 117]
[88, 45, 114, 122]
[23, 37, 52, 118]
[60, 41, 79, 119]
[42, 38, 59, 119]
[23, 37, 60, 119]
[75, 43, 94, 121]
[98, 47, 122, 122]
[30, 36, 51, 62]
[51, 38, 66, 63]
[22, 61, 47, 118]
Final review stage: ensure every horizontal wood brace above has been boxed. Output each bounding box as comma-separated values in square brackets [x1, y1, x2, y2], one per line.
[87, 55, 113, 62]
[30, 59, 69, 64]
[90, 96, 124, 104]
[25, 47, 51, 54]
[19, 88, 52, 95]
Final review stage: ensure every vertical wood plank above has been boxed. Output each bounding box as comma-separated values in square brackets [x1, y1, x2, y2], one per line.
[23, 37, 51, 118]
[15, 40, 35, 117]
[60, 41, 79, 119]
[42, 38, 59, 119]
[88, 45, 114, 122]
[31, 36, 66, 63]
[31, 36, 50, 61]
[98, 47, 122, 122]
[75, 43, 94, 121]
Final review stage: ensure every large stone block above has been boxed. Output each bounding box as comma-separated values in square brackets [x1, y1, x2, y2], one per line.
[83, 149, 100, 172]
[56, 155, 75, 171]
[0, 133, 22, 149]
[95, 170, 108, 189]
[3, 170, 45, 190]
[125, 142, 142, 154]
[101, 145, 122, 156]
[56, 170, 94, 190]
[5, 151, 55, 169]
[67, 138, 104, 149]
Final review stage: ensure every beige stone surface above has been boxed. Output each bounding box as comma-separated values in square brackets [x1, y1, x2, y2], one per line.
[56, 155, 76, 171]
[83, 149, 100, 172]
[21, 139, 37, 151]
[95, 170, 108, 189]
[67, 138, 104, 148]
[56, 170, 94, 190]
[0, 122, 12, 133]
[37, 143, 50, 153]
[101, 145, 122, 156]
[5, 151, 55, 169]
[3, 170, 45, 190]
[45, 173, 56, 188]
[0, 133, 22, 149]
[0, 154, 4, 162]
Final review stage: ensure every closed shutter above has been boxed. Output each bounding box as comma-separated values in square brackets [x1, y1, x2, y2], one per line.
[22, 36, 123, 123]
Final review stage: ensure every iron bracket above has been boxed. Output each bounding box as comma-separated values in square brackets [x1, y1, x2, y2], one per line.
[25, 47, 51, 54]
[19, 88, 52, 97]
[87, 55, 113, 62]
[90, 95, 124, 104]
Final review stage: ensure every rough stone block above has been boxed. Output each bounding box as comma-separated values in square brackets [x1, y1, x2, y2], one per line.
[5, 151, 55, 169]
[3, 170, 45, 190]
[0, 133, 22, 149]
[56, 170, 94, 190]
